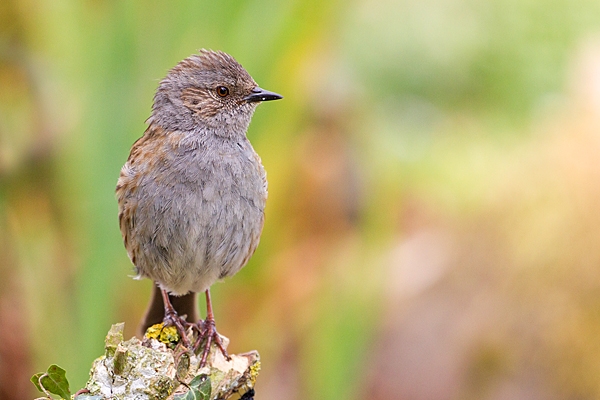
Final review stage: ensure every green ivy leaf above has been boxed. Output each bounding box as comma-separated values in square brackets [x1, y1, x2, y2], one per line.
[30, 364, 71, 399]
[174, 374, 211, 400]
[30, 373, 44, 393]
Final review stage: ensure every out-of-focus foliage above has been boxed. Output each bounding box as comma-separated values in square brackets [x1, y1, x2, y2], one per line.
[3, 0, 600, 399]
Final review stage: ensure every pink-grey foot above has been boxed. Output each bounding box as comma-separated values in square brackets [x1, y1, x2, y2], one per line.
[160, 288, 192, 348]
[194, 289, 230, 367]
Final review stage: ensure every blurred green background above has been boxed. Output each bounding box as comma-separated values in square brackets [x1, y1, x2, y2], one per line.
[3, 0, 600, 399]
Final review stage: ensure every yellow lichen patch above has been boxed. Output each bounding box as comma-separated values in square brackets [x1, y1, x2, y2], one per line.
[248, 360, 261, 386]
[144, 323, 180, 345]
[226, 358, 261, 399]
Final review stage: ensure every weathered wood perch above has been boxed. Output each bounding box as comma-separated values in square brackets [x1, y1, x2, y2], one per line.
[74, 323, 259, 400]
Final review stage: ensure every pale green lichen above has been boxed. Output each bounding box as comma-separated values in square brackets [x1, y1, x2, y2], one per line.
[104, 323, 125, 357]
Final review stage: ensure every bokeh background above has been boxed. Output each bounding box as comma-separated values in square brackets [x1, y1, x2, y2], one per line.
[3, 0, 600, 399]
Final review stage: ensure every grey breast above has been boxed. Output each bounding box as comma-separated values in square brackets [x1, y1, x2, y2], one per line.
[136, 133, 267, 293]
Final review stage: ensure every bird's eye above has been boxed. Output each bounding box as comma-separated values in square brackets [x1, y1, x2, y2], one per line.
[216, 86, 229, 97]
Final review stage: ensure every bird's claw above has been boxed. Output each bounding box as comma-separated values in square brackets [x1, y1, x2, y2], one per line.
[194, 317, 230, 367]
[163, 310, 192, 348]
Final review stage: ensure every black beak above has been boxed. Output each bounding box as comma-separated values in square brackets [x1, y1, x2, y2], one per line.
[244, 87, 283, 102]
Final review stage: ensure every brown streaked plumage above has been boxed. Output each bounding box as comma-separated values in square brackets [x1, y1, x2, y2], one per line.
[116, 49, 282, 365]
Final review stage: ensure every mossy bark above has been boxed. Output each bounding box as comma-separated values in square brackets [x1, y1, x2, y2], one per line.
[75, 323, 259, 400]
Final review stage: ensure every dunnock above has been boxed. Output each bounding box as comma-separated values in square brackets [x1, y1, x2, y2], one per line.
[116, 49, 282, 364]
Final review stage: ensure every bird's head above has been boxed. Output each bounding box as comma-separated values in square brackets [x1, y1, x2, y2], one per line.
[149, 49, 282, 135]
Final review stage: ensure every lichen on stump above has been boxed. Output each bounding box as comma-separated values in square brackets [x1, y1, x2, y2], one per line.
[77, 323, 259, 400]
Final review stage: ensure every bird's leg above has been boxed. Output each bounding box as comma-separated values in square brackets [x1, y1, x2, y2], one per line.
[195, 289, 230, 366]
[160, 289, 191, 348]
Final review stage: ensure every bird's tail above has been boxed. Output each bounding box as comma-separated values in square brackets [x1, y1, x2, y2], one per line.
[138, 285, 199, 337]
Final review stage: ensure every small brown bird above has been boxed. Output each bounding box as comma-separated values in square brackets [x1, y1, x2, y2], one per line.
[116, 49, 282, 364]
